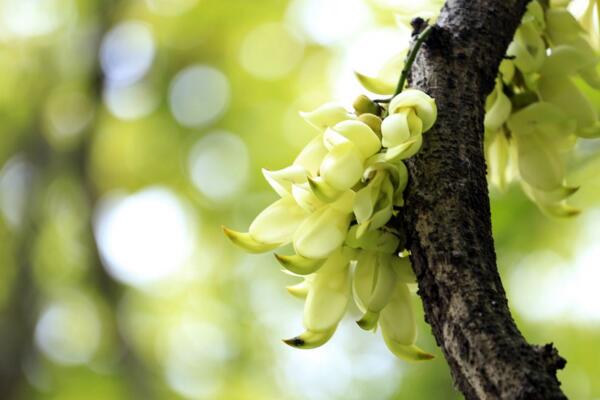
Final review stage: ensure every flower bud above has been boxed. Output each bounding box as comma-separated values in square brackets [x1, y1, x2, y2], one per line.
[353, 94, 381, 115]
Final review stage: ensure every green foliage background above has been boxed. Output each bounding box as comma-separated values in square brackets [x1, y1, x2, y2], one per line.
[0, 0, 599, 399]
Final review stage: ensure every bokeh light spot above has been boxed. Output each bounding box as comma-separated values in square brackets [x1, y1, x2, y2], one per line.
[0, 156, 34, 230]
[0, 0, 73, 39]
[239, 23, 305, 80]
[164, 320, 230, 399]
[94, 187, 196, 288]
[34, 291, 102, 366]
[44, 88, 94, 149]
[188, 131, 249, 203]
[286, 0, 373, 45]
[169, 65, 230, 128]
[100, 21, 155, 86]
[510, 209, 600, 323]
[103, 81, 159, 121]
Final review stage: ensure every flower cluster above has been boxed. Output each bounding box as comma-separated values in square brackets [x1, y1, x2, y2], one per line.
[484, 0, 600, 216]
[360, 0, 600, 217]
[224, 90, 437, 360]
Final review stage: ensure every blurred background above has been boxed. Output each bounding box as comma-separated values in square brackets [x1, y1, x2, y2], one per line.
[0, 0, 599, 399]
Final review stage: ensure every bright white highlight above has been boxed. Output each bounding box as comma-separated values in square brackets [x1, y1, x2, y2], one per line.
[0, 0, 73, 39]
[94, 187, 195, 288]
[510, 209, 600, 323]
[286, 0, 374, 45]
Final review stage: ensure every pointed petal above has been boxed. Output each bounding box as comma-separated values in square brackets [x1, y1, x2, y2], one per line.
[354, 71, 396, 95]
[222, 227, 281, 253]
[382, 335, 435, 361]
[383, 136, 421, 162]
[538, 202, 581, 218]
[283, 328, 336, 349]
[356, 310, 379, 331]
[299, 103, 352, 131]
[330, 120, 381, 158]
[287, 281, 311, 301]
[307, 176, 342, 203]
[275, 253, 326, 275]
[262, 165, 308, 198]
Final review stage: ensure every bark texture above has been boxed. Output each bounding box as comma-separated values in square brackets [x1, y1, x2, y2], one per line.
[401, 1, 568, 399]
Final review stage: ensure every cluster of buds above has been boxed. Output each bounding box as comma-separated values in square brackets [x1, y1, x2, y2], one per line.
[224, 89, 437, 360]
[484, 0, 600, 216]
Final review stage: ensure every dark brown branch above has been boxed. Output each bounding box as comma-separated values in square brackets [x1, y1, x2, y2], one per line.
[400, 1, 567, 399]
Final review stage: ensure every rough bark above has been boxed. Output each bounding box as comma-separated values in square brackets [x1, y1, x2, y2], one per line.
[401, 1, 568, 399]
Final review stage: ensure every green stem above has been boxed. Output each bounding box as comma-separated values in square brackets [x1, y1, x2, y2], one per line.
[373, 25, 434, 106]
[394, 24, 434, 96]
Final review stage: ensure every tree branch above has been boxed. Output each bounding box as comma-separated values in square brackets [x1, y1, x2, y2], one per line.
[400, 1, 568, 398]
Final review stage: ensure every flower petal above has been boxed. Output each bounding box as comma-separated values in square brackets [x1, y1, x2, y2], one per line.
[262, 165, 307, 198]
[293, 134, 328, 176]
[222, 227, 282, 253]
[249, 197, 308, 245]
[299, 103, 352, 131]
[381, 112, 411, 148]
[320, 141, 364, 191]
[389, 89, 437, 132]
[330, 120, 381, 158]
[303, 248, 351, 332]
[293, 206, 351, 259]
[274, 253, 326, 275]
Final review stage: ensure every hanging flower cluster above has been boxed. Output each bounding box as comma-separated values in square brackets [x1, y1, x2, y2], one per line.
[224, 89, 437, 361]
[484, 0, 600, 217]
